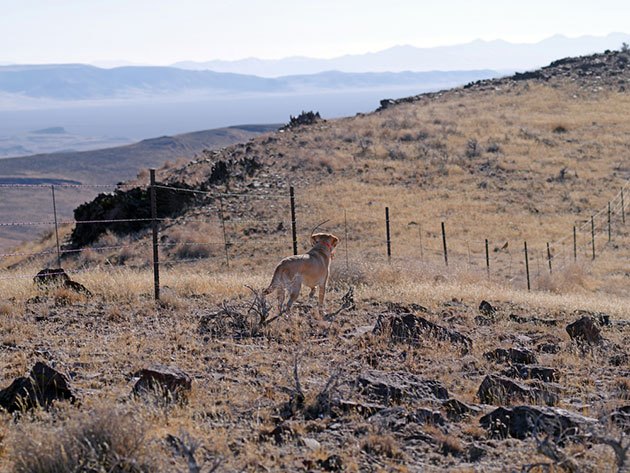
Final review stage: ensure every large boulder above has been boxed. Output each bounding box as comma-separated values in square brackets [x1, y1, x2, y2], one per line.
[566, 316, 602, 344]
[0, 362, 77, 412]
[480, 405, 597, 440]
[484, 347, 538, 365]
[477, 375, 558, 406]
[357, 370, 449, 405]
[132, 365, 192, 404]
[373, 312, 472, 352]
[33, 267, 92, 296]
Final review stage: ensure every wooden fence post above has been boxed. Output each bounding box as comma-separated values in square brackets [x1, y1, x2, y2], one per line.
[385, 207, 391, 262]
[546, 242, 552, 274]
[290, 186, 297, 255]
[50, 185, 61, 268]
[219, 196, 230, 268]
[150, 169, 160, 301]
[524, 241, 530, 291]
[441, 221, 448, 267]
[344, 209, 349, 271]
[485, 238, 490, 278]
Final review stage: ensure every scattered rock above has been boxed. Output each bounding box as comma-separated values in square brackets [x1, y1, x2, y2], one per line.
[537, 342, 561, 354]
[357, 370, 449, 405]
[281, 111, 322, 130]
[0, 362, 77, 413]
[317, 454, 343, 472]
[609, 406, 630, 433]
[610, 352, 629, 367]
[477, 375, 558, 406]
[302, 437, 321, 451]
[442, 398, 482, 422]
[478, 300, 496, 316]
[509, 314, 558, 326]
[566, 316, 603, 344]
[33, 267, 92, 296]
[132, 365, 192, 403]
[260, 422, 299, 445]
[474, 315, 493, 326]
[484, 347, 538, 365]
[373, 312, 472, 352]
[501, 364, 558, 382]
[480, 405, 597, 440]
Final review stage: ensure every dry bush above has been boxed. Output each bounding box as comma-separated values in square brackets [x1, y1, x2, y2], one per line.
[10, 408, 159, 473]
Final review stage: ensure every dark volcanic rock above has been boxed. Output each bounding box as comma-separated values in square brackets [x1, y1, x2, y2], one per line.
[373, 312, 472, 351]
[609, 406, 630, 433]
[132, 364, 192, 403]
[478, 300, 496, 316]
[566, 316, 603, 344]
[33, 267, 92, 296]
[480, 405, 597, 440]
[357, 370, 449, 405]
[281, 111, 322, 130]
[477, 375, 558, 406]
[442, 398, 482, 422]
[0, 362, 77, 413]
[537, 342, 562, 354]
[369, 406, 445, 431]
[484, 347, 538, 365]
[501, 364, 558, 383]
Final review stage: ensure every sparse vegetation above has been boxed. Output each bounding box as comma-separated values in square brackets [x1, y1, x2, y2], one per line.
[1, 50, 629, 471]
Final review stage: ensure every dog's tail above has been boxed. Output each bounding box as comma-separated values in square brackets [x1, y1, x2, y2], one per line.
[263, 266, 282, 295]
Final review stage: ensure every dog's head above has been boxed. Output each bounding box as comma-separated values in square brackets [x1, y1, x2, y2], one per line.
[311, 232, 340, 251]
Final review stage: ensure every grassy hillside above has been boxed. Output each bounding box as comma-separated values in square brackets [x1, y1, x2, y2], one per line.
[0, 124, 278, 249]
[0, 51, 629, 472]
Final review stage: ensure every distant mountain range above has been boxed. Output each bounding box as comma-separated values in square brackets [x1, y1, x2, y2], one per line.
[0, 65, 499, 101]
[173, 33, 630, 76]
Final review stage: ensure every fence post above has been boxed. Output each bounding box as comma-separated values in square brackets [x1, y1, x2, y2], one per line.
[50, 185, 61, 268]
[219, 196, 230, 268]
[622, 187, 625, 224]
[441, 221, 448, 267]
[591, 215, 595, 260]
[149, 169, 160, 301]
[385, 207, 391, 262]
[524, 241, 530, 291]
[344, 209, 349, 271]
[485, 238, 490, 278]
[290, 186, 297, 255]
[608, 202, 611, 242]
[573, 226, 577, 261]
[546, 242, 552, 274]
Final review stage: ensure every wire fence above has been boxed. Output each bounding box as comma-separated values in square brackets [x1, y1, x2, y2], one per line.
[0, 172, 628, 298]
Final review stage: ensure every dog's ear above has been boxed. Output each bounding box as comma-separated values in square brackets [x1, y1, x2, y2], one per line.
[330, 235, 340, 247]
[311, 234, 319, 246]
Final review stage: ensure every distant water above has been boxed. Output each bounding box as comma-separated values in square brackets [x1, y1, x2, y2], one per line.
[0, 87, 437, 145]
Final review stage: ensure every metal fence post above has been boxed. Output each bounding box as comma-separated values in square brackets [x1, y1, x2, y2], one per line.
[50, 185, 61, 268]
[290, 186, 297, 255]
[573, 226, 577, 261]
[385, 207, 391, 262]
[524, 241, 530, 291]
[608, 202, 611, 242]
[546, 242, 552, 274]
[150, 169, 160, 301]
[622, 187, 626, 224]
[591, 215, 595, 260]
[441, 221, 448, 267]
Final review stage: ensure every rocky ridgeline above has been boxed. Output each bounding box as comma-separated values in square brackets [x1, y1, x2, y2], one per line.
[378, 49, 629, 110]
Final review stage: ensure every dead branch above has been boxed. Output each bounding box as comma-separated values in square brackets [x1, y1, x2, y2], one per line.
[324, 286, 355, 321]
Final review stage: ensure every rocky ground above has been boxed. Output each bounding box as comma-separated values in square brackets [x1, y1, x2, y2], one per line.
[1, 282, 628, 471]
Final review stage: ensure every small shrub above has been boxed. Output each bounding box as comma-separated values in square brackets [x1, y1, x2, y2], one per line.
[465, 139, 480, 158]
[11, 408, 157, 473]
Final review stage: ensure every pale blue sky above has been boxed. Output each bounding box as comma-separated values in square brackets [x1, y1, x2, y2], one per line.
[1, 0, 628, 64]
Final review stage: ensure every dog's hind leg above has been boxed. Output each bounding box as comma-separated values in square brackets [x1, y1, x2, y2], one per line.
[276, 288, 285, 314]
[286, 280, 302, 313]
[308, 286, 316, 299]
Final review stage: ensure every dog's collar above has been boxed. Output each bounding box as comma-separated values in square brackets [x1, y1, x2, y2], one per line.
[321, 241, 333, 252]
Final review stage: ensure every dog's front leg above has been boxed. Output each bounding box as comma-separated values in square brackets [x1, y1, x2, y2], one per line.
[317, 282, 327, 317]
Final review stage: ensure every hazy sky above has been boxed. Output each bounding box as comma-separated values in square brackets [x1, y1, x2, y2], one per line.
[2, 0, 629, 64]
